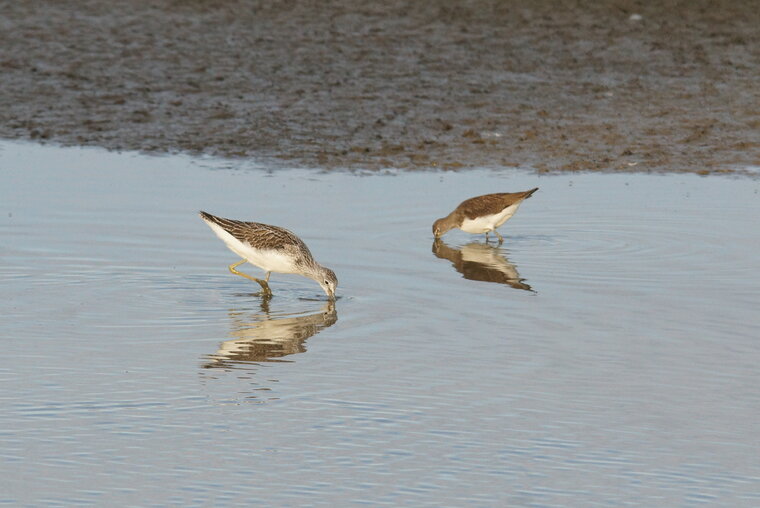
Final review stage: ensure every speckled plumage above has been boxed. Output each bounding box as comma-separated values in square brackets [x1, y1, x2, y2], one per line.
[199, 211, 337, 298]
[200, 211, 316, 269]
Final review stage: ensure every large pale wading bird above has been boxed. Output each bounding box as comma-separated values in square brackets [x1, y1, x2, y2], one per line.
[199, 211, 337, 299]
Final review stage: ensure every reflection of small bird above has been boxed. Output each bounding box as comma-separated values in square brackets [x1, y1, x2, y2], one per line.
[204, 301, 337, 367]
[433, 239, 533, 291]
[432, 188, 538, 244]
[200, 211, 337, 299]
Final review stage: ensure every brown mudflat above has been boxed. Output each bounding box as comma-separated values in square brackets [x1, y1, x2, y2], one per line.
[1, 1, 759, 175]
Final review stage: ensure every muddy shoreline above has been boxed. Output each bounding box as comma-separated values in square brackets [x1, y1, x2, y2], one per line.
[2, 0, 759, 173]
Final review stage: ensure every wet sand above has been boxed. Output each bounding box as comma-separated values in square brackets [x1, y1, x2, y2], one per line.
[2, 0, 759, 174]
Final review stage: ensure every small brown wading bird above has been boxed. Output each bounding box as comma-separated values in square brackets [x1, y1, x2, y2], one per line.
[432, 188, 538, 244]
[199, 211, 337, 299]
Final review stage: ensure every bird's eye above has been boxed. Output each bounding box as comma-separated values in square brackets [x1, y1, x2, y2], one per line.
[324, 280, 330, 285]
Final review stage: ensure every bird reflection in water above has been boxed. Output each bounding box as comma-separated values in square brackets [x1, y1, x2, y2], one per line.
[433, 238, 533, 292]
[203, 299, 338, 370]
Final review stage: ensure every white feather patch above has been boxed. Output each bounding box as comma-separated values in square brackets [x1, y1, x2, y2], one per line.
[459, 203, 521, 233]
[202, 219, 300, 274]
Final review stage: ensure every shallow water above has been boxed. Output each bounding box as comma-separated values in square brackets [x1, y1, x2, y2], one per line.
[2, 140, 760, 506]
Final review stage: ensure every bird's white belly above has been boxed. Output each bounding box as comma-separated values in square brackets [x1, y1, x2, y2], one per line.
[241, 245, 299, 273]
[460, 203, 520, 233]
[206, 220, 298, 273]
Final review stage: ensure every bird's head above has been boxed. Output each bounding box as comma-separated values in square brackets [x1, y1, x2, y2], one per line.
[432, 217, 451, 239]
[317, 267, 338, 300]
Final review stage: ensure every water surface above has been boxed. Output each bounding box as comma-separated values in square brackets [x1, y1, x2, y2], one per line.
[1, 141, 759, 506]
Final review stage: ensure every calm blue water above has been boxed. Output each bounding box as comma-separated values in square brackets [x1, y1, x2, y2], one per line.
[1, 140, 759, 506]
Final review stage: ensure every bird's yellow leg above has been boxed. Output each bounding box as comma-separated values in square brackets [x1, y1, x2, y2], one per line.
[228, 260, 273, 297]
[259, 281, 273, 298]
[495, 231, 504, 244]
[228, 259, 255, 280]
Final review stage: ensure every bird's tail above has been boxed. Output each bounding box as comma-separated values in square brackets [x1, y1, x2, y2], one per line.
[199, 210, 218, 224]
[524, 187, 539, 199]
